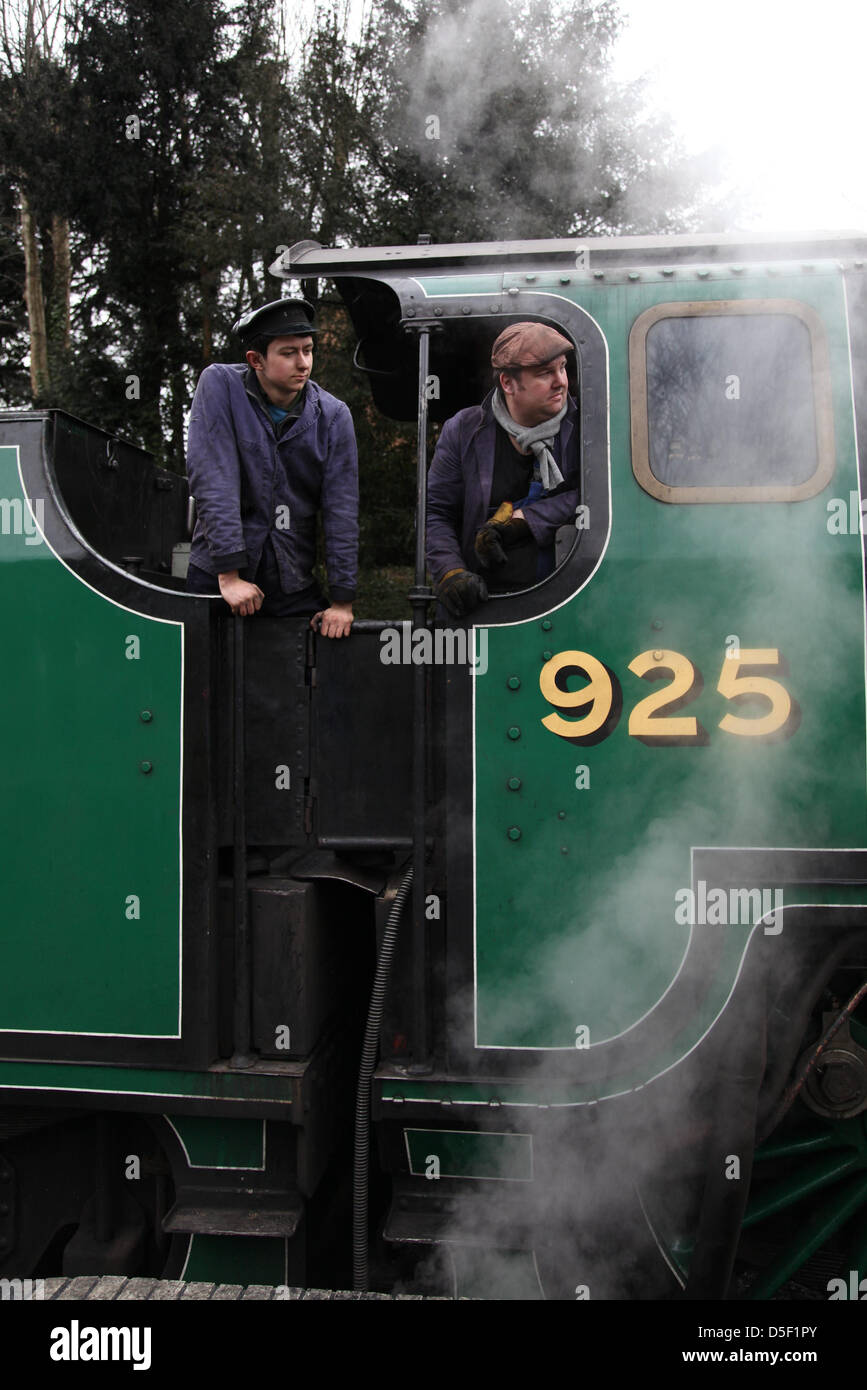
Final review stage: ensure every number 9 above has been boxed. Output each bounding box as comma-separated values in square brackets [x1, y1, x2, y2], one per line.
[539, 650, 622, 744]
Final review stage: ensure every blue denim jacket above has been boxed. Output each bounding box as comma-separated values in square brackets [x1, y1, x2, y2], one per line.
[186, 363, 359, 601]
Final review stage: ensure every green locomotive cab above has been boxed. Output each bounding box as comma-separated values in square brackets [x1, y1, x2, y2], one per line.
[1, 229, 867, 1299]
[275, 232, 867, 1298]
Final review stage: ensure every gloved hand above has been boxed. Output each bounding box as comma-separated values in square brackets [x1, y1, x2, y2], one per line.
[474, 500, 531, 568]
[436, 568, 488, 617]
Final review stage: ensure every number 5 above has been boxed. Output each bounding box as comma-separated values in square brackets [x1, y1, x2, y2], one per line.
[717, 649, 795, 738]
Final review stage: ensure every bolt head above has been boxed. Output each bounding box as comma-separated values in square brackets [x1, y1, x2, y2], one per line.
[819, 1059, 861, 1104]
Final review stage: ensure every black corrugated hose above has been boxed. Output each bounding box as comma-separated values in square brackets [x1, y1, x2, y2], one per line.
[353, 865, 414, 1292]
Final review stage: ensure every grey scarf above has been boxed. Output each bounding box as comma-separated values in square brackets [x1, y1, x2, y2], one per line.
[491, 389, 566, 491]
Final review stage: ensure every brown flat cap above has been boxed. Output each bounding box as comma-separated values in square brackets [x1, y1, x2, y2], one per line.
[491, 322, 573, 370]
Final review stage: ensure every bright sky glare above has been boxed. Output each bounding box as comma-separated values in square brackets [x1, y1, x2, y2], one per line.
[611, 0, 867, 233]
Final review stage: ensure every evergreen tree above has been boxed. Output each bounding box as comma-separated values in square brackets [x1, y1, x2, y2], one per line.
[363, 0, 713, 244]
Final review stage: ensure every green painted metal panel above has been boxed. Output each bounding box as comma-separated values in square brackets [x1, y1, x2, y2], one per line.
[404, 1127, 533, 1180]
[468, 272, 866, 1077]
[184, 1234, 287, 1285]
[168, 1114, 266, 1169]
[0, 1057, 296, 1105]
[0, 444, 183, 1036]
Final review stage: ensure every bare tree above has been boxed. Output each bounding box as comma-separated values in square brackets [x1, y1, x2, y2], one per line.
[1, 0, 70, 399]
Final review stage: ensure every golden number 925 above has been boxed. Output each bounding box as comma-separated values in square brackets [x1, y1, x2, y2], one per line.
[540, 648, 794, 746]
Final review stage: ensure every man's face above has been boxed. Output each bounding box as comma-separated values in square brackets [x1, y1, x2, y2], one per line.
[247, 334, 314, 405]
[501, 356, 568, 426]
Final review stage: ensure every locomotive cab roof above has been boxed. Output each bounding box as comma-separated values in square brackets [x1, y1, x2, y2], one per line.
[270, 231, 867, 424]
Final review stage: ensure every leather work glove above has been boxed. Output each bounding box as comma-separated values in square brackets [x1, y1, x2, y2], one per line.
[474, 500, 531, 568]
[436, 568, 488, 617]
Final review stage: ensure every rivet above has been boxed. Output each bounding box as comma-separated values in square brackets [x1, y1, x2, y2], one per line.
[541, 618, 553, 631]
[559, 276, 571, 285]
[507, 777, 522, 791]
[507, 726, 521, 741]
[488, 1097, 502, 1108]
[593, 271, 605, 279]
[391, 1095, 404, 1105]
[440, 1096, 452, 1106]
[697, 269, 709, 278]
[434, 306, 443, 316]
[140, 709, 153, 722]
[731, 265, 744, 274]
[560, 846, 569, 855]
[628, 271, 640, 281]
[525, 274, 537, 283]
[508, 826, 522, 841]
[652, 650, 663, 662]
[489, 303, 500, 312]
[507, 288, 518, 297]
[651, 619, 663, 631]
[661, 268, 674, 277]
[541, 650, 553, 661]
[140, 760, 154, 774]
[406, 309, 416, 318]
[507, 675, 521, 690]
[462, 304, 472, 313]
[557, 810, 566, 820]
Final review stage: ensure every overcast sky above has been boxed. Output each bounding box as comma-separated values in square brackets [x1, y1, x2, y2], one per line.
[611, 0, 867, 232]
[298, 0, 867, 236]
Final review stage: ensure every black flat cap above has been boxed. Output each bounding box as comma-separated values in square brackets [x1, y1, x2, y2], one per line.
[233, 298, 318, 347]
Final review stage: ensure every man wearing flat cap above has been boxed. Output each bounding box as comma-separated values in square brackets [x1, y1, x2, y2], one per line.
[426, 322, 580, 616]
[185, 298, 358, 637]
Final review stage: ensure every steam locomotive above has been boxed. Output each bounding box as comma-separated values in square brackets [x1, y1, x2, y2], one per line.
[2, 227, 867, 1300]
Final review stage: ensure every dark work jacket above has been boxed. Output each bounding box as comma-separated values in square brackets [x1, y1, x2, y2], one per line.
[186, 363, 359, 601]
[425, 390, 580, 584]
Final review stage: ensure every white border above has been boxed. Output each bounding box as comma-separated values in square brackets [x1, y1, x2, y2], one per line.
[403, 1126, 534, 1182]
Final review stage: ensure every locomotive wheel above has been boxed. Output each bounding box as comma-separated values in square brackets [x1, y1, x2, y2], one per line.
[645, 979, 867, 1300]
[733, 979, 867, 1299]
[734, 1110, 867, 1299]
[640, 1110, 867, 1300]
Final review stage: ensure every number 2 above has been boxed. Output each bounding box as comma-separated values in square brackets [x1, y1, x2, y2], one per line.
[627, 650, 706, 744]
